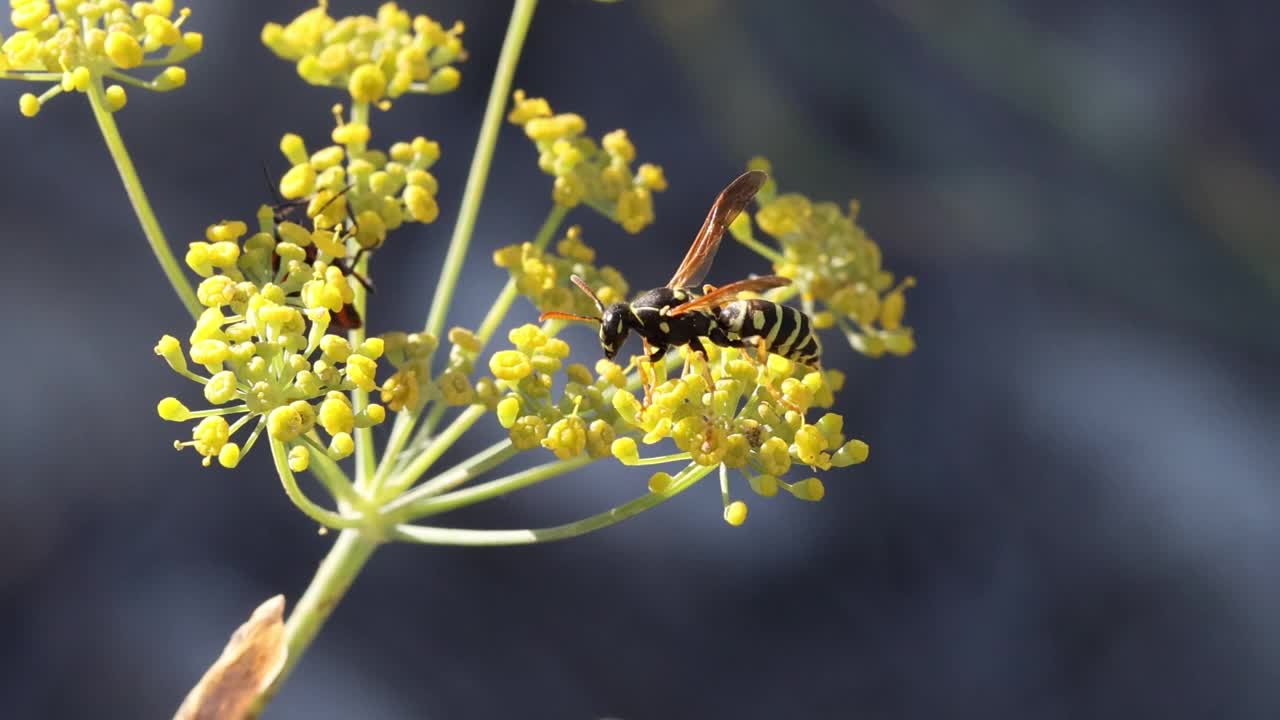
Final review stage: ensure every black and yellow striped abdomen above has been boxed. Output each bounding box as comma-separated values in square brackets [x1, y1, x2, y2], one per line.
[717, 299, 822, 367]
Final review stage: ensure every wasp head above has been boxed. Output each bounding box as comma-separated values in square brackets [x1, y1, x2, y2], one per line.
[598, 303, 635, 360]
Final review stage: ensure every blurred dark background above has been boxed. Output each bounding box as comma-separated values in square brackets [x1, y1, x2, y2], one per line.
[4, 1, 1279, 718]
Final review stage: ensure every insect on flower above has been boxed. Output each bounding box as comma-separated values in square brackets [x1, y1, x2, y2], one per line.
[264, 168, 370, 330]
[541, 170, 822, 398]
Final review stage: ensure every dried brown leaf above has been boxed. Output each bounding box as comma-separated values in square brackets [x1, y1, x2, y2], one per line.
[174, 595, 288, 720]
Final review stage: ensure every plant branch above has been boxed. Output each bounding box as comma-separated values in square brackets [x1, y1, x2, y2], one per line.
[380, 404, 487, 501]
[249, 528, 379, 715]
[423, 0, 539, 340]
[475, 204, 569, 348]
[389, 463, 713, 545]
[270, 437, 362, 530]
[381, 439, 517, 517]
[86, 75, 200, 318]
[387, 452, 591, 523]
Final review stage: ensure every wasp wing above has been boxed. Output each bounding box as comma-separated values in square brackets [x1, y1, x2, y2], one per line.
[668, 275, 791, 316]
[666, 170, 767, 289]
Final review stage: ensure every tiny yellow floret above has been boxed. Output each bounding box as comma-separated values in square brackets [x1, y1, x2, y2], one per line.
[648, 471, 675, 494]
[610, 436, 640, 465]
[203, 370, 239, 405]
[267, 405, 305, 441]
[18, 93, 40, 118]
[218, 443, 242, 468]
[105, 85, 128, 111]
[495, 397, 521, 429]
[105, 31, 144, 68]
[489, 350, 532, 382]
[280, 162, 317, 200]
[723, 500, 749, 526]
[348, 63, 387, 102]
[157, 397, 190, 421]
[328, 432, 354, 459]
[288, 445, 311, 472]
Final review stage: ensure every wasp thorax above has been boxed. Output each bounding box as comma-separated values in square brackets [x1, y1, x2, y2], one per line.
[599, 303, 634, 360]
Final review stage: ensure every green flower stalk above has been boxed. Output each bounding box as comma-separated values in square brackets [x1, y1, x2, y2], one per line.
[2, 0, 205, 316]
[4, 0, 917, 714]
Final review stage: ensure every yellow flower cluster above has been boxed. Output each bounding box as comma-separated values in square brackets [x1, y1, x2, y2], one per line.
[376, 326, 505, 415]
[486, 325, 868, 525]
[492, 225, 629, 317]
[276, 107, 443, 252]
[376, 330, 437, 413]
[262, 1, 466, 104]
[157, 221, 387, 468]
[3, 0, 202, 116]
[731, 158, 917, 358]
[614, 346, 866, 521]
[488, 325, 617, 459]
[507, 90, 668, 233]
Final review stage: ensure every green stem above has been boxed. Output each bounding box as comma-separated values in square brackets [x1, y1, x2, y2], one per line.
[415, 402, 450, 454]
[475, 204, 569, 347]
[423, 0, 539, 340]
[0, 71, 62, 81]
[388, 453, 591, 523]
[371, 2, 538, 497]
[380, 405, 487, 502]
[389, 463, 714, 545]
[624, 450, 692, 467]
[298, 435, 360, 508]
[369, 406, 421, 495]
[251, 528, 379, 715]
[270, 437, 362, 530]
[381, 439, 517, 517]
[734, 231, 785, 265]
[347, 102, 377, 490]
[86, 76, 200, 318]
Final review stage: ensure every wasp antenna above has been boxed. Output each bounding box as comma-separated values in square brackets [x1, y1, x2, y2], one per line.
[539, 311, 601, 325]
[261, 162, 283, 205]
[569, 274, 607, 314]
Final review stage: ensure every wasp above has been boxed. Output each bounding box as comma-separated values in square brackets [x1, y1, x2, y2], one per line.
[265, 169, 370, 331]
[540, 170, 822, 397]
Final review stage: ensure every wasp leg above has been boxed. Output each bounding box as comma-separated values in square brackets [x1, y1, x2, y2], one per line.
[685, 337, 716, 391]
[639, 339, 669, 409]
[739, 337, 801, 413]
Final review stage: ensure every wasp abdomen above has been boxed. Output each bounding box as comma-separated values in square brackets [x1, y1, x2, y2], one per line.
[718, 299, 821, 367]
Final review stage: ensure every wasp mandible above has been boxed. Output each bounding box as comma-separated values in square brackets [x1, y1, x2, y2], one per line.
[540, 170, 822, 397]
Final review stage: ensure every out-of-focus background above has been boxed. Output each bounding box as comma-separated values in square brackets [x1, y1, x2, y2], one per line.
[4, 1, 1279, 718]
